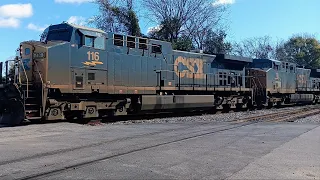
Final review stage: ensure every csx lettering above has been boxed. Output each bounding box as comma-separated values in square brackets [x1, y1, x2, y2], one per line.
[297, 74, 306, 84]
[87, 51, 99, 61]
[174, 56, 205, 79]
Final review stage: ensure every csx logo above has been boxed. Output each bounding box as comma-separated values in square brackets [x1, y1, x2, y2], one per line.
[174, 56, 205, 79]
[83, 51, 103, 66]
[297, 74, 306, 84]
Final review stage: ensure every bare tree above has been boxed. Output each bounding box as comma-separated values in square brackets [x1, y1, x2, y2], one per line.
[184, 5, 226, 50]
[143, 0, 228, 47]
[270, 39, 286, 60]
[231, 36, 275, 59]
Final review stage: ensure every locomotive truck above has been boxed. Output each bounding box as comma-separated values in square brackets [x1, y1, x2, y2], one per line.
[0, 22, 319, 126]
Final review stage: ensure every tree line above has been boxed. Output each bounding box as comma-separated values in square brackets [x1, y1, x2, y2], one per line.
[89, 0, 320, 69]
[231, 34, 320, 69]
[90, 0, 231, 53]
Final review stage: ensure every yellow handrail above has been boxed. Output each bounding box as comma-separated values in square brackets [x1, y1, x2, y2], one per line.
[17, 57, 29, 98]
[34, 60, 43, 84]
[34, 60, 44, 116]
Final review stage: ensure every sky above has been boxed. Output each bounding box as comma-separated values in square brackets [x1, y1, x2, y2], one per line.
[0, 0, 319, 63]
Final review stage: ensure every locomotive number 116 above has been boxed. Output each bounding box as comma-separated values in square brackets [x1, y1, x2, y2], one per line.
[87, 51, 100, 61]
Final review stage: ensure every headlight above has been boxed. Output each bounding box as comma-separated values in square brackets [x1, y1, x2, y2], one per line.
[33, 52, 46, 59]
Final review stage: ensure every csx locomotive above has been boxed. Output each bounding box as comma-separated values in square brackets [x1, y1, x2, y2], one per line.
[1, 22, 320, 126]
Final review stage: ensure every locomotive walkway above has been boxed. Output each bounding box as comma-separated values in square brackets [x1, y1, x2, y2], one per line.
[0, 116, 319, 179]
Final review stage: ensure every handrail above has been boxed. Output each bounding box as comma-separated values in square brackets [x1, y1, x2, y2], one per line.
[34, 60, 44, 116]
[156, 69, 252, 92]
[155, 69, 253, 77]
[256, 77, 263, 89]
[13, 83, 22, 96]
[34, 60, 43, 85]
[17, 58, 29, 98]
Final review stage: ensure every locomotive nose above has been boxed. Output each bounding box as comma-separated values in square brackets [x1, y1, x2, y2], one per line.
[19, 43, 33, 82]
[18, 42, 47, 83]
[20, 43, 32, 67]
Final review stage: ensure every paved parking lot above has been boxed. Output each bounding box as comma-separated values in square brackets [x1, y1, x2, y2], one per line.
[0, 119, 319, 179]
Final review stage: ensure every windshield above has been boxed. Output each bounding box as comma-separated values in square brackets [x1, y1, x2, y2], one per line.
[47, 29, 72, 42]
[40, 27, 72, 42]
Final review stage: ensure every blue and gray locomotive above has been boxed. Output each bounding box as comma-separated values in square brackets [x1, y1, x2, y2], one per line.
[0, 22, 319, 126]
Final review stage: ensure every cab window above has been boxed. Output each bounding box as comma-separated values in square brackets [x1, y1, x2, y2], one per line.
[75, 31, 82, 45]
[77, 32, 105, 50]
[94, 37, 105, 50]
[152, 44, 162, 53]
[85, 36, 94, 47]
[273, 62, 279, 70]
[25, 48, 30, 55]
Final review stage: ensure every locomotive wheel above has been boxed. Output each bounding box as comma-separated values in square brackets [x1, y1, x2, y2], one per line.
[222, 104, 230, 113]
[67, 111, 90, 124]
[267, 102, 273, 109]
[64, 111, 76, 121]
[247, 99, 254, 110]
[256, 102, 263, 110]
[276, 101, 282, 107]
[235, 104, 243, 112]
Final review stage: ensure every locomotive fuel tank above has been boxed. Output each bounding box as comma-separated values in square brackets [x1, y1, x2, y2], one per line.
[289, 94, 315, 103]
[309, 69, 320, 98]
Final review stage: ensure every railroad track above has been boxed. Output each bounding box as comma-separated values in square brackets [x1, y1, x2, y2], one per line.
[5, 106, 319, 180]
[234, 105, 320, 123]
[91, 104, 320, 126]
[270, 108, 320, 122]
[19, 103, 319, 127]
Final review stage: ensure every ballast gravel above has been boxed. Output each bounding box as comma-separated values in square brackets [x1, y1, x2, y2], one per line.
[294, 114, 320, 123]
[109, 105, 319, 125]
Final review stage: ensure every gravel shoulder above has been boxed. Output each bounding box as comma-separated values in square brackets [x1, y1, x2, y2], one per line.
[110, 105, 320, 125]
[294, 113, 320, 123]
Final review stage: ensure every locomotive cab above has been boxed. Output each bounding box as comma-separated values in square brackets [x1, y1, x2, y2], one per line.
[251, 59, 296, 94]
[39, 23, 107, 93]
[18, 23, 75, 85]
[309, 69, 320, 90]
[14, 22, 109, 120]
[250, 59, 297, 107]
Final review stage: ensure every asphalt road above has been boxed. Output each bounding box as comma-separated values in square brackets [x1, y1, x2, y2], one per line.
[0, 120, 319, 180]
